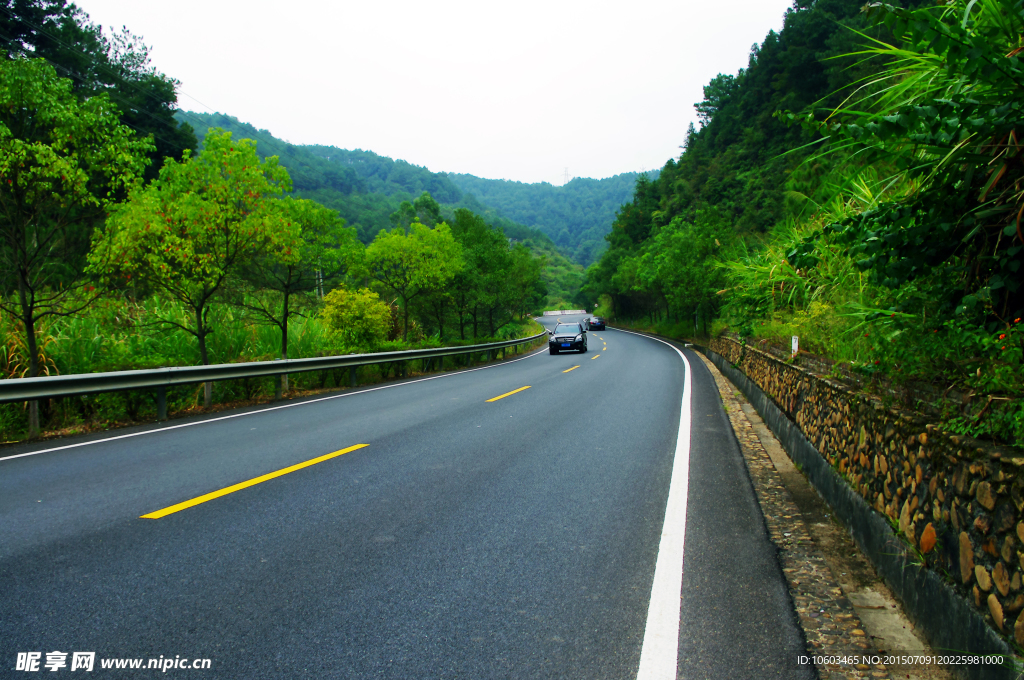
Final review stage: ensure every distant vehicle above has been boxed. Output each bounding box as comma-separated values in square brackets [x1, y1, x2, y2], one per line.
[587, 316, 606, 331]
[549, 322, 587, 354]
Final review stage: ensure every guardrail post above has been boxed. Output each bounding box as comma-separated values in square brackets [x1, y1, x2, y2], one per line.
[275, 374, 283, 401]
[157, 386, 167, 422]
[349, 366, 357, 388]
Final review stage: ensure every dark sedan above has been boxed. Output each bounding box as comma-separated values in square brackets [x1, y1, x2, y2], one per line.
[549, 322, 587, 354]
[587, 316, 606, 330]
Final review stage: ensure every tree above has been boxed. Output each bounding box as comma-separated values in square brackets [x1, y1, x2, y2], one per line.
[320, 286, 392, 349]
[233, 197, 360, 395]
[695, 73, 738, 126]
[470, 226, 522, 336]
[448, 208, 493, 339]
[0, 57, 152, 438]
[416, 284, 454, 340]
[445, 208, 545, 337]
[412, 191, 441, 225]
[363, 222, 463, 340]
[88, 129, 291, 406]
[388, 200, 416, 232]
[505, 244, 545, 321]
[638, 214, 727, 332]
[0, 0, 196, 175]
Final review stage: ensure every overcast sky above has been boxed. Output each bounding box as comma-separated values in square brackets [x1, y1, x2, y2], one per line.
[76, 0, 794, 185]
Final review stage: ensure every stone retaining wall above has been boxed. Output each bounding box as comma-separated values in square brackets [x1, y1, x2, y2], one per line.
[707, 335, 1024, 650]
[726, 331, 979, 419]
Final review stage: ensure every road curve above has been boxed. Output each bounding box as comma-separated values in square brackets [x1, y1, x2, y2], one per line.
[0, 315, 809, 678]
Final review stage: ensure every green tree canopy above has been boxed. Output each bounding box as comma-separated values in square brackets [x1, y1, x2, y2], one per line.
[0, 0, 196, 176]
[320, 286, 392, 349]
[0, 56, 153, 436]
[88, 128, 291, 404]
[233, 196, 360, 395]
[363, 221, 463, 340]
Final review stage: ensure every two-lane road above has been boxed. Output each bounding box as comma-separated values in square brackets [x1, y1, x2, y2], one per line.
[1, 316, 810, 678]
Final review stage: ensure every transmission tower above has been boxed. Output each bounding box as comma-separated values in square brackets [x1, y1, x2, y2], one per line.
[563, 167, 569, 186]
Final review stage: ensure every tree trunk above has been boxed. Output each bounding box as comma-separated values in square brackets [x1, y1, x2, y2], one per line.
[434, 301, 445, 340]
[18, 281, 40, 439]
[24, 318, 40, 439]
[278, 294, 290, 398]
[402, 295, 410, 341]
[195, 306, 212, 407]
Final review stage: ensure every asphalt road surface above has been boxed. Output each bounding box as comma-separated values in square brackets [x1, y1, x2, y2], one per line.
[0, 314, 811, 679]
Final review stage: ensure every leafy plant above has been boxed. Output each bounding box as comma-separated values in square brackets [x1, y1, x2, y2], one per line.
[320, 287, 392, 350]
[0, 57, 153, 437]
[88, 128, 292, 405]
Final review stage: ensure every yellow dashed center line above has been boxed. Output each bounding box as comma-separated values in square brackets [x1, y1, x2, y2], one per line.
[591, 354, 600, 360]
[141, 444, 369, 519]
[562, 366, 580, 373]
[486, 386, 531, 402]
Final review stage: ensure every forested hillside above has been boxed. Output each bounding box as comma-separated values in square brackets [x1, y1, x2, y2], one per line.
[584, 0, 1024, 447]
[176, 112, 585, 307]
[178, 112, 461, 240]
[449, 173, 646, 266]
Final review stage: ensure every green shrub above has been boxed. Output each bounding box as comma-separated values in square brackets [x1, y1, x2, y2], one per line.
[320, 287, 392, 349]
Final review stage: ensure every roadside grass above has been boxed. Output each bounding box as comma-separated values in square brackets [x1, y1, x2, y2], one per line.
[0, 301, 546, 446]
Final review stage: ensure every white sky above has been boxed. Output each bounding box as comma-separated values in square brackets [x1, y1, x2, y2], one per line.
[75, 0, 794, 185]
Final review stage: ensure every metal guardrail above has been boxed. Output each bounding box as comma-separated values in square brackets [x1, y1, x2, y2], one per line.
[0, 331, 549, 417]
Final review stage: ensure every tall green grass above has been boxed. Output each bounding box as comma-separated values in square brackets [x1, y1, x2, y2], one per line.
[0, 296, 542, 442]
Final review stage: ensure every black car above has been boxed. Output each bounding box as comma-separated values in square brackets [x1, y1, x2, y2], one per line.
[588, 316, 606, 330]
[549, 322, 587, 354]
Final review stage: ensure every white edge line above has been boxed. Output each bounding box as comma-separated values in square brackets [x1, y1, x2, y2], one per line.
[613, 327, 692, 680]
[0, 345, 550, 462]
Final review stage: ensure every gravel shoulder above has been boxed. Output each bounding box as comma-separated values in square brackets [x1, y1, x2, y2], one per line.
[694, 350, 952, 680]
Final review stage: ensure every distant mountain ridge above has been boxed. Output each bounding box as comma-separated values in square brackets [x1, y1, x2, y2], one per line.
[175, 111, 646, 266]
[448, 172, 655, 266]
[174, 111, 588, 305]
[176, 112, 463, 204]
